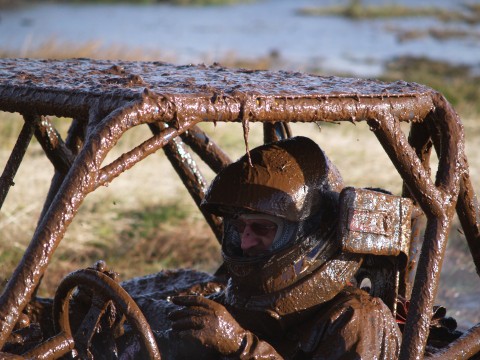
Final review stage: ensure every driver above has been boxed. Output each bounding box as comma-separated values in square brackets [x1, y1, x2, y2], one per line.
[166, 136, 402, 359]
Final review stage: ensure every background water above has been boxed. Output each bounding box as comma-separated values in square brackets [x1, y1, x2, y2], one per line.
[0, 0, 479, 76]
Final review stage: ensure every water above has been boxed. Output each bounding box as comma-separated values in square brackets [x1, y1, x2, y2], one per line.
[0, 0, 479, 76]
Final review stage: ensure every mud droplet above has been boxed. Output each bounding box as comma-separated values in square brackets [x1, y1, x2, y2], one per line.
[242, 117, 252, 167]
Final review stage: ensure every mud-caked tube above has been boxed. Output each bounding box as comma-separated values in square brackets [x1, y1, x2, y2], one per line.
[53, 268, 161, 360]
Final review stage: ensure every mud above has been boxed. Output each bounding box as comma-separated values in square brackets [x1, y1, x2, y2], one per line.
[202, 136, 342, 222]
[53, 267, 161, 359]
[0, 58, 478, 359]
[0, 59, 435, 122]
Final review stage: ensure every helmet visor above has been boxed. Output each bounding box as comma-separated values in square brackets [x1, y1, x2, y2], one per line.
[223, 213, 297, 258]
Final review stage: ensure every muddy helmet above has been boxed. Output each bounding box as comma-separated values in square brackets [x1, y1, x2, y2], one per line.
[201, 137, 362, 315]
[201, 136, 344, 222]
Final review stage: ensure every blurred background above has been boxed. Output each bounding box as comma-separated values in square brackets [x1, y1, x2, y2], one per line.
[1, 0, 479, 331]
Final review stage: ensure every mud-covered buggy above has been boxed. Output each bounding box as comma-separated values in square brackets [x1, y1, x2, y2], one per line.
[0, 59, 479, 359]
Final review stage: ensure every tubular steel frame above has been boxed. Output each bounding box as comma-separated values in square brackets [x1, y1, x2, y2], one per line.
[0, 58, 479, 359]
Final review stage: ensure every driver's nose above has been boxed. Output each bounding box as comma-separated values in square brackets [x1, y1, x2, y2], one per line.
[240, 228, 259, 251]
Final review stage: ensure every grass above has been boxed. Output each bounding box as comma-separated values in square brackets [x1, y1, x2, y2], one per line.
[298, 0, 480, 24]
[0, 40, 479, 328]
[0, 125, 224, 295]
[298, 0, 480, 45]
[388, 25, 480, 43]
[2, 115, 478, 304]
[381, 56, 480, 117]
[0, 38, 170, 62]
[298, 2, 444, 19]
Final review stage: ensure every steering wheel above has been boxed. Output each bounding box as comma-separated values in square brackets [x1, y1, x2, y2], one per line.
[53, 267, 161, 359]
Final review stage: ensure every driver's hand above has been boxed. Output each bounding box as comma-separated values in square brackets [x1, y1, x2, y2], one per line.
[168, 295, 247, 356]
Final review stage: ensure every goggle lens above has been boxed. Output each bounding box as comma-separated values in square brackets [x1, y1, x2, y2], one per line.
[230, 219, 277, 237]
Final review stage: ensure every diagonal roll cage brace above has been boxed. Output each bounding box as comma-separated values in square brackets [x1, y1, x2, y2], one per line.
[0, 58, 478, 359]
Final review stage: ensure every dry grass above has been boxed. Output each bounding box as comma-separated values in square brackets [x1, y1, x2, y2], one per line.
[2, 117, 479, 300]
[0, 38, 173, 62]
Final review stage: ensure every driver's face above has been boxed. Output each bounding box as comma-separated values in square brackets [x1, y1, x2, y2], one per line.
[231, 217, 278, 257]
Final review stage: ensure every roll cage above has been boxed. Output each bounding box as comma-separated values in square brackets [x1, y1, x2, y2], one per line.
[0, 58, 479, 359]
